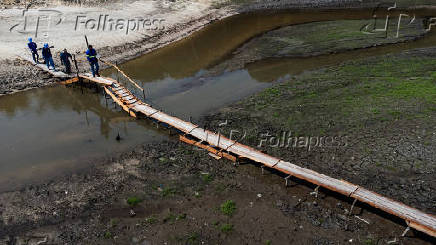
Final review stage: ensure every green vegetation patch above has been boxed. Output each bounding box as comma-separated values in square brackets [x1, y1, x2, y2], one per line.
[104, 231, 113, 239]
[219, 223, 234, 233]
[126, 196, 142, 207]
[186, 232, 200, 245]
[201, 173, 214, 183]
[247, 54, 436, 136]
[220, 200, 237, 216]
[162, 187, 177, 197]
[144, 215, 159, 225]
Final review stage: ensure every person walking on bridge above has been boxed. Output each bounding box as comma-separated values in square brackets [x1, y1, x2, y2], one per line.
[27, 38, 39, 63]
[42, 43, 56, 70]
[60, 49, 72, 74]
[86, 45, 100, 77]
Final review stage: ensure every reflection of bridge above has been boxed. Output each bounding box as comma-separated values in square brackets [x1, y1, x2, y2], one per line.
[26, 58, 436, 239]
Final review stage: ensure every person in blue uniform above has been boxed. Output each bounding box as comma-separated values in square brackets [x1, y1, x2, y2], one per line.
[60, 49, 72, 74]
[27, 38, 39, 63]
[86, 45, 100, 77]
[42, 43, 56, 70]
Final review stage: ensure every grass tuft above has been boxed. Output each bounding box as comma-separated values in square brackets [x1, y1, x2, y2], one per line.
[220, 223, 233, 233]
[220, 200, 236, 216]
[126, 196, 142, 206]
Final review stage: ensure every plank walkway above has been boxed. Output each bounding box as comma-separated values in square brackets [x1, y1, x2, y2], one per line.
[19, 56, 72, 78]
[25, 58, 436, 238]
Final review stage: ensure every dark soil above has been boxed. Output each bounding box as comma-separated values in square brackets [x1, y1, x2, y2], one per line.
[1, 140, 434, 244]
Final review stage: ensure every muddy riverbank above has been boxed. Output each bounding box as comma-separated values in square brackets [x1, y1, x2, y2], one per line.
[2, 2, 436, 244]
[1, 140, 435, 244]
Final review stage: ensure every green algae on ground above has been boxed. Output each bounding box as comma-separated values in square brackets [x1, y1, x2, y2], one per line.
[245, 53, 436, 135]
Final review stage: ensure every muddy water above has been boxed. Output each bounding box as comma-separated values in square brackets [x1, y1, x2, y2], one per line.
[2, 9, 436, 191]
[0, 86, 168, 191]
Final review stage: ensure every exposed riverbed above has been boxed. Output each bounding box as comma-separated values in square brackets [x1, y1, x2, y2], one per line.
[2, 6, 436, 244]
[2, 8, 436, 192]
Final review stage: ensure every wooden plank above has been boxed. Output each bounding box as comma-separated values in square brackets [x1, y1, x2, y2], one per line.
[60, 77, 79, 85]
[79, 74, 113, 86]
[179, 135, 236, 162]
[351, 188, 436, 236]
[103, 86, 136, 118]
[100, 59, 144, 92]
[19, 55, 72, 78]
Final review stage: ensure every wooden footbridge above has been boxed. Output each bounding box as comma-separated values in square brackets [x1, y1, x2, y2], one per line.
[23, 57, 436, 239]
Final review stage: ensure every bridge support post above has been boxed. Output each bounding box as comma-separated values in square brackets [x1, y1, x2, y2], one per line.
[401, 226, 411, 237]
[311, 185, 320, 198]
[285, 175, 292, 187]
[349, 198, 358, 216]
[79, 77, 84, 94]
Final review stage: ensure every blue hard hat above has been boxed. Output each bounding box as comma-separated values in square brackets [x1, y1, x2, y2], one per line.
[44, 43, 48, 48]
[28, 37, 32, 42]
